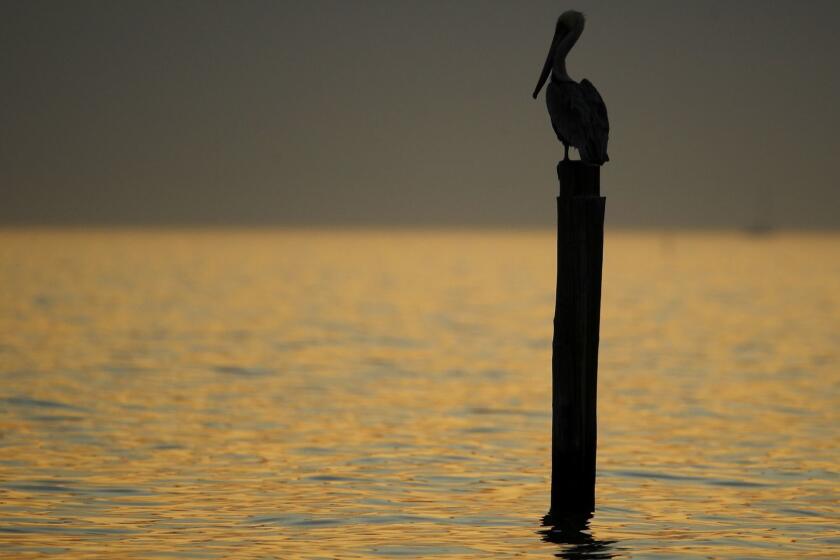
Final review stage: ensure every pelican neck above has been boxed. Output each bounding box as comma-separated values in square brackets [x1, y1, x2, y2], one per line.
[551, 73, 575, 84]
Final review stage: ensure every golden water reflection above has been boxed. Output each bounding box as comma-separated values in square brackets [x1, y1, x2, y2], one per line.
[0, 229, 837, 558]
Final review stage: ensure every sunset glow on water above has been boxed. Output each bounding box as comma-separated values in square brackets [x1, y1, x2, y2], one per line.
[0, 230, 837, 558]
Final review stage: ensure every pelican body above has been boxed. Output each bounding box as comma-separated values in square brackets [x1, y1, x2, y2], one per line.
[533, 11, 609, 165]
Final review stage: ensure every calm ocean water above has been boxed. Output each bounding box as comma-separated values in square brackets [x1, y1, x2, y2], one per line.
[0, 229, 837, 558]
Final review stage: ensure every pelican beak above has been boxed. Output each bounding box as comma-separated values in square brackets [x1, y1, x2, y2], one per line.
[534, 19, 568, 99]
[532, 39, 555, 99]
[533, 20, 568, 99]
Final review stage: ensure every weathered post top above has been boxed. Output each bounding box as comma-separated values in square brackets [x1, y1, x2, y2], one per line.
[557, 161, 601, 198]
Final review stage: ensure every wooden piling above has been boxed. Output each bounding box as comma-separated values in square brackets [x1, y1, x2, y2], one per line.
[548, 160, 605, 518]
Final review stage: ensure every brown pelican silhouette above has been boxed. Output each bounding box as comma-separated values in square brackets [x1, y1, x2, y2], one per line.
[532, 11, 609, 165]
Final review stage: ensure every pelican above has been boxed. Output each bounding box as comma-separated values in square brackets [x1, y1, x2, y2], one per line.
[532, 10, 609, 165]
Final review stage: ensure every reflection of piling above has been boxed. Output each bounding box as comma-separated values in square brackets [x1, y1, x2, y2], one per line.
[549, 160, 605, 517]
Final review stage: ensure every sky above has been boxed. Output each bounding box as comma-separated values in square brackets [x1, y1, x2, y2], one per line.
[2, 0, 839, 228]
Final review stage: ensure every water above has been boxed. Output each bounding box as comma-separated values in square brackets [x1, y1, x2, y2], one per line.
[0, 229, 837, 558]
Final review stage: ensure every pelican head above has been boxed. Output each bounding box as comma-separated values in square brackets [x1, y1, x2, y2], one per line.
[532, 10, 586, 99]
[558, 10, 585, 31]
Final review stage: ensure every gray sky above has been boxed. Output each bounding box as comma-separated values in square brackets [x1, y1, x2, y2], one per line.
[2, 0, 839, 228]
